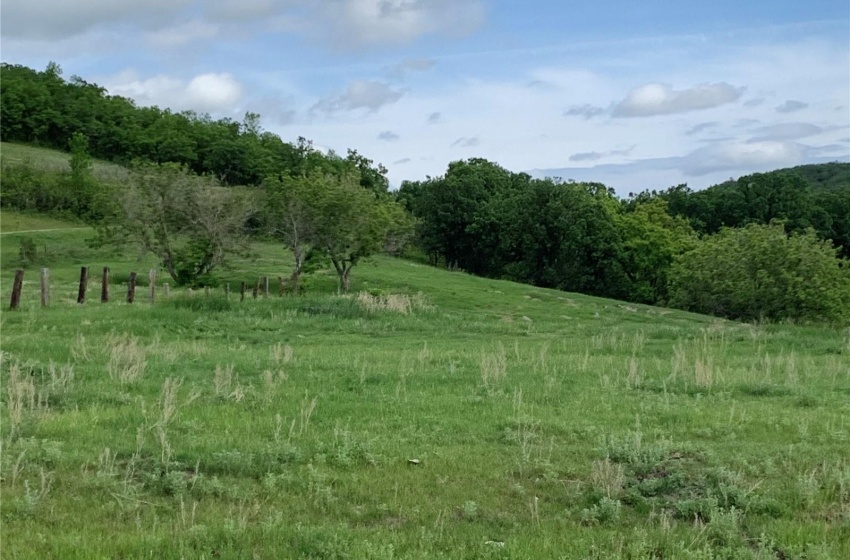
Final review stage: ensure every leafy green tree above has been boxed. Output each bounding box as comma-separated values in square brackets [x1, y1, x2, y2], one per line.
[668, 223, 850, 323]
[496, 179, 630, 298]
[263, 173, 323, 294]
[616, 199, 697, 303]
[100, 163, 255, 285]
[66, 132, 95, 215]
[311, 173, 409, 292]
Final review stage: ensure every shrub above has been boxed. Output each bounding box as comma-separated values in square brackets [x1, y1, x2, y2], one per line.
[668, 223, 850, 323]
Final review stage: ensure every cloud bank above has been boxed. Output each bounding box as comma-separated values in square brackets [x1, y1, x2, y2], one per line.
[613, 82, 745, 117]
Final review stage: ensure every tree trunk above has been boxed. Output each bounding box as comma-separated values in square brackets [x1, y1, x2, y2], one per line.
[289, 249, 304, 295]
[341, 265, 352, 292]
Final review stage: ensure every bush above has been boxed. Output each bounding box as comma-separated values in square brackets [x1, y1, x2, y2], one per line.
[668, 223, 850, 323]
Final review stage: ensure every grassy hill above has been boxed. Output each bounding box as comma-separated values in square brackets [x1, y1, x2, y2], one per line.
[1, 141, 129, 181]
[1, 210, 848, 559]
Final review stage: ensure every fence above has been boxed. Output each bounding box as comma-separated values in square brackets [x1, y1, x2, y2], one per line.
[7, 267, 292, 310]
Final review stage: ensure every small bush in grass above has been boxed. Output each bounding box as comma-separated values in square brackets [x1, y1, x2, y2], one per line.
[580, 496, 622, 525]
[17, 237, 38, 266]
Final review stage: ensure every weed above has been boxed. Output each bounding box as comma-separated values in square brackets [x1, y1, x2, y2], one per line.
[4, 361, 47, 440]
[581, 497, 622, 525]
[460, 500, 479, 520]
[353, 291, 431, 315]
[480, 342, 508, 391]
[590, 458, 625, 500]
[106, 333, 147, 383]
[155, 377, 181, 466]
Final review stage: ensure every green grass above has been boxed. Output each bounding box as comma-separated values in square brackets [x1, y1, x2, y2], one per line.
[1, 141, 128, 181]
[2, 210, 849, 559]
[0, 209, 84, 234]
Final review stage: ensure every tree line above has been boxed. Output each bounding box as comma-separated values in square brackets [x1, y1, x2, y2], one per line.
[0, 62, 388, 191]
[2, 62, 849, 323]
[399, 159, 850, 323]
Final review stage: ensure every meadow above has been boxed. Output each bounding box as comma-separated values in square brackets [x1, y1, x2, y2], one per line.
[1, 211, 849, 559]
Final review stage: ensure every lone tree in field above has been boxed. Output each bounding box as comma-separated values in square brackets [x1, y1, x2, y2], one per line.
[263, 173, 321, 294]
[264, 171, 411, 292]
[312, 172, 410, 292]
[99, 163, 254, 286]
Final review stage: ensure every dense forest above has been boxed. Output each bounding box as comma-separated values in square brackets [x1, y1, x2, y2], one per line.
[2, 62, 849, 323]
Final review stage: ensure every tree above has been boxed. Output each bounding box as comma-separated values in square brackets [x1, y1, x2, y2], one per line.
[263, 173, 322, 294]
[496, 179, 630, 298]
[100, 163, 254, 285]
[668, 223, 850, 323]
[311, 173, 408, 292]
[616, 199, 697, 303]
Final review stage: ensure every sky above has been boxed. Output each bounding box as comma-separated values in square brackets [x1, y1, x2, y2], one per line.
[2, 0, 849, 195]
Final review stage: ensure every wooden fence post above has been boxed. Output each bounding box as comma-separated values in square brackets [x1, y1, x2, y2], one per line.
[252, 279, 259, 299]
[278, 276, 285, 296]
[240, 282, 246, 302]
[101, 267, 110, 303]
[127, 272, 137, 303]
[263, 276, 269, 298]
[225, 283, 230, 299]
[77, 266, 89, 304]
[40, 268, 50, 307]
[10, 269, 24, 310]
[163, 283, 170, 298]
[149, 269, 157, 304]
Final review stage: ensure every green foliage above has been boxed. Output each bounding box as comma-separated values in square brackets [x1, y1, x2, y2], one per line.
[634, 167, 850, 258]
[668, 223, 850, 323]
[17, 237, 38, 266]
[615, 199, 698, 303]
[0, 63, 392, 189]
[94, 163, 255, 286]
[265, 170, 412, 292]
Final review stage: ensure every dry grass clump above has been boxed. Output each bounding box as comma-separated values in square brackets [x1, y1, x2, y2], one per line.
[3, 357, 68, 440]
[480, 342, 508, 391]
[6, 361, 38, 440]
[353, 292, 431, 315]
[591, 458, 625, 499]
[107, 333, 147, 383]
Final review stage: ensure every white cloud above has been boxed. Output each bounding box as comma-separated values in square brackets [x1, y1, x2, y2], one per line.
[776, 100, 808, 113]
[207, 0, 282, 22]
[569, 151, 602, 162]
[427, 112, 441, 124]
[452, 137, 481, 147]
[613, 82, 745, 117]
[1, 0, 192, 40]
[104, 70, 244, 113]
[681, 141, 805, 176]
[564, 104, 606, 119]
[747, 123, 823, 142]
[148, 19, 220, 48]
[312, 0, 485, 48]
[685, 122, 718, 135]
[312, 80, 405, 113]
[378, 130, 400, 141]
[387, 58, 436, 78]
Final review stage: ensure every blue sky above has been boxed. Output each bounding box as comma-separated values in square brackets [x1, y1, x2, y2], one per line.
[2, 1, 848, 194]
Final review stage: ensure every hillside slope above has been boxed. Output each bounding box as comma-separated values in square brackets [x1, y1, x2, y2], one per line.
[2, 218, 848, 559]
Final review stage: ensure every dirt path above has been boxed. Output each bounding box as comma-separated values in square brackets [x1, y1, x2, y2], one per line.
[0, 227, 88, 236]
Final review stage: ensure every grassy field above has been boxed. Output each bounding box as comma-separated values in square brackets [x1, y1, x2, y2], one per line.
[1, 211, 849, 559]
[1, 141, 128, 181]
